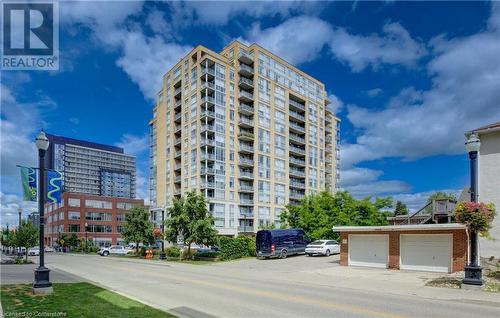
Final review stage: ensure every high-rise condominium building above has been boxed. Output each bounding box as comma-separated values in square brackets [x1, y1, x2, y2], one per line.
[149, 41, 340, 235]
[46, 134, 136, 198]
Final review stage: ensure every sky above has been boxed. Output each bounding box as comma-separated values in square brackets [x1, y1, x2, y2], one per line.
[1, 1, 500, 227]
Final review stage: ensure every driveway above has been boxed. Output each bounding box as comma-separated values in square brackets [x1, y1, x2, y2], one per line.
[38, 253, 500, 318]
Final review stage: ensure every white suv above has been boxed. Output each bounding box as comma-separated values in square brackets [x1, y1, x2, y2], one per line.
[98, 245, 131, 256]
[305, 240, 340, 257]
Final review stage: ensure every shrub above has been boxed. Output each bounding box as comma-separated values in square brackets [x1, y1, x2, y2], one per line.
[181, 248, 192, 260]
[219, 235, 256, 260]
[166, 246, 181, 258]
[194, 251, 220, 258]
[455, 202, 496, 238]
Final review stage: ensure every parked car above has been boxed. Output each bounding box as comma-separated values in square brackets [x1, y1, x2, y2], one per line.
[45, 246, 55, 253]
[98, 245, 132, 256]
[256, 229, 310, 259]
[305, 240, 340, 257]
[27, 247, 40, 256]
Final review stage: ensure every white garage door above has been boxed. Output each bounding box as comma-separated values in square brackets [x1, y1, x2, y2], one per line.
[400, 234, 452, 273]
[349, 234, 388, 268]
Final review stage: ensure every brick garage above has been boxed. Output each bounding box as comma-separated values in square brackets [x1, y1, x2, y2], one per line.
[332, 224, 467, 273]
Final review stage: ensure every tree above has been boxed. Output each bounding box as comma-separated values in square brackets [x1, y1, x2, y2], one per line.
[280, 191, 390, 241]
[15, 220, 39, 261]
[68, 233, 79, 249]
[427, 191, 457, 204]
[394, 201, 409, 216]
[122, 206, 155, 255]
[165, 192, 218, 258]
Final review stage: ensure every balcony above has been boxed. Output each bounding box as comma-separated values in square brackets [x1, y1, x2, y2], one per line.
[200, 181, 215, 189]
[238, 103, 254, 115]
[201, 124, 215, 133]
[200, 81, 215, 92]
[240, 198, 254, 205]
[289, 134, 305, 144]
[289, 168, 306, 178]
[200, 167, 215, 175]
[238, 90, 254, 103]
[239, 157, 254, 167]
[326, 126, 332, 133]
[201, 96, 215, 106]
[238, 77, 254, 90]
[200, 109, 216, 120]
[289, 145, 306, 156]
[201, 67, 215, 78]
[174, 188, 182, 196]
[238, 51, 254, 65]
[174, 150, 181, 158]
[174, 112, 182, 123]
[289, 157, 306, 167]
[201, 153, 215, 161]
[238, 116, 254, 128]
[238, 131, 254, 141]
[290, 191, 305, 200]
[174, 124, 181, 134]
[289, 99, 305, 111]
[290, 180, 306, 189]
[325, 146, 332, 153]
[239, 143, 254, 153]
[200, 138, 215, 147]
[174, 175, 181, 183]
[239, 185, 254, 193]
[289, 110, 305, 122]
[174, 99, 182, 110]
[174, 138, 181, 146]
[289, 122, 305, 133]
[238, 64, 254, 77]
[238, 225, 254, 233]
[174, 164, 181, 171]
[174, 87, 182, 98]
[239, 171, 254, 179]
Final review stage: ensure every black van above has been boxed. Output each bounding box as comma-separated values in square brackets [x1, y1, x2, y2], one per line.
[256, 229, 310, 259]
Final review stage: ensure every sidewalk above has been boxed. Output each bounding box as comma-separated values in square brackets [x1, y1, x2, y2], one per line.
[294, 265, 500, 306]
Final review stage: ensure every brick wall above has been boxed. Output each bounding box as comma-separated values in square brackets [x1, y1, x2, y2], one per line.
[339, 229, 467, 272]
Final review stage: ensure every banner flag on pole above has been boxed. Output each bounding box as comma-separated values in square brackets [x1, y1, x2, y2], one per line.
[47, 169, 63, 204]
[20, 166, 37, 201]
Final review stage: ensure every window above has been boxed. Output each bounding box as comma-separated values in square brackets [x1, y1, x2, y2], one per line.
[212, 203, 225, 228]
[275, 159, 286, 179]
[85, 200, 112, 209]
[258, 181, 270, 203]
[68, 211, 80, 220]
[116, 213, 125, 221]
[69, 224, 80, 232]
[275, 184, 286, 205]
[87, 224, 112, 233]
[258, 129, 270, 153]
[258, 103, 270, 128]
[117, 202, 133, 210]
[258, 155, 270, 179]
[258, 78, 270, 102]
[68, 198, 80, 207]
[275, 134, 286, 157]
[85, 212, 112, 221]
[275, 111, 285, 134]
[258, 207, 270, 228]
[117, 225, 125, 233]
[274, 208, 284, 228]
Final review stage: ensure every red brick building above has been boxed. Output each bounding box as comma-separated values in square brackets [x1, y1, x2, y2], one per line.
[332, 224, 467, 273]
[44, 193, 146, 247]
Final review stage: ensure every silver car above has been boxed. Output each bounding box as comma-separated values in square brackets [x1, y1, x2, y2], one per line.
[98, 245, 131, 256]
[305, 240, 340, 257]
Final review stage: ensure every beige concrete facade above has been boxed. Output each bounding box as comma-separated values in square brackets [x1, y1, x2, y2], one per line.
[149, 41, 340, 235]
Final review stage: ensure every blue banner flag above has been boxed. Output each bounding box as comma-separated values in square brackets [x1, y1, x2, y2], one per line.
[47, 170, 63, 204]
[20, 167, 37, 201]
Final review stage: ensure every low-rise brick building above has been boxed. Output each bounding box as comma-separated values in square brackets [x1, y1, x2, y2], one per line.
[44, 193, 146, 247]
[332, 224, 467, 273]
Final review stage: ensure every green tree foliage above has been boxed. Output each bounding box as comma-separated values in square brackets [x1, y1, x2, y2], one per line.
[280, 191, 391, 241]
[122, 206, 155, 255]
[219, 236, 256, 260]
[165, 192, 218, 258]
[68, 233, 79, 248]
[427, 191, 457, 204]
[394, 201, 409, 216]
[15, 220, 39, 261]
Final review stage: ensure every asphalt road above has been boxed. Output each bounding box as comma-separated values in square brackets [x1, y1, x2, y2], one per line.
[37, 253, 500, 318]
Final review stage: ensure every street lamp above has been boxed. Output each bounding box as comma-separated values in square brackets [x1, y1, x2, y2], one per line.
[159, 210, 166, 260]
[33, 130, 52, 294]
[84, 222, 88, 254]
[18, 208, 22, 227]
[463, 132, 482, 286]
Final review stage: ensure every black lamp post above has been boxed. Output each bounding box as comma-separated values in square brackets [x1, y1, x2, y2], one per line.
[463, 132, 483, 286]
[159, 210, 166, 260]
[33, 130, 53, 294]
[18, 208, 22, 227]
[84, 222, 88, 254]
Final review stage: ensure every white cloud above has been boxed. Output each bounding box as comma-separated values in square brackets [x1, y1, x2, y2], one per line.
[69, 117, 79, 125]
[365, 88, 382, 97]
[341, 167, 383, 187]
[168, 1, 323, 26]
[392, 189, 462, 213]
[329, 22, 427, 72]
[344, 180, 411, 198]
[0, 192, 37, 228]
[246, 16, 332, 65]
[327, 93, 344, 114]
[115, 133, 149, 156]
